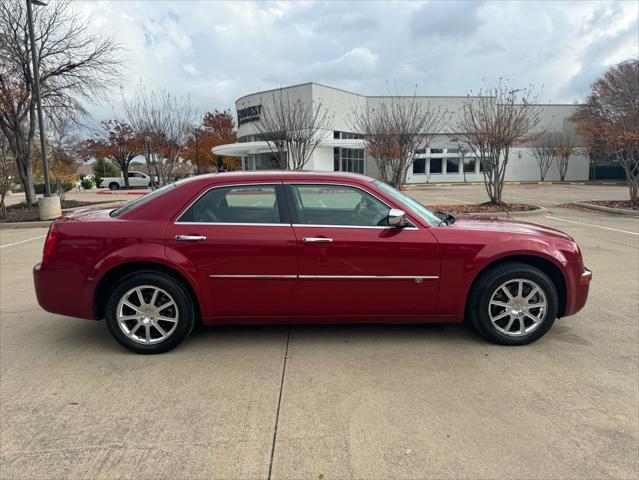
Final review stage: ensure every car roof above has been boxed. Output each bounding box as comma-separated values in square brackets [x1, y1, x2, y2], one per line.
[177, 170, 376, 186]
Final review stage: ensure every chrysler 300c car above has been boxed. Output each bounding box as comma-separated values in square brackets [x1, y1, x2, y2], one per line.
[33, 172, 591, 354]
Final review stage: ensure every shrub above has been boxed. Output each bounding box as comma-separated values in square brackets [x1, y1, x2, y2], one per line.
[81, 178, 95, 190]
[34, 182, 73, 194]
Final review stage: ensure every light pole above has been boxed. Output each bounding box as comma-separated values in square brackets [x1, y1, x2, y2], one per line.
[26, 0, 60, 219]
[192, 126, 201, 175]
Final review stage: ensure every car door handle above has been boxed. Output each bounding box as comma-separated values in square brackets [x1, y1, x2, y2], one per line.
[303, 237, 333, 243]
[175, 235, 207, 241]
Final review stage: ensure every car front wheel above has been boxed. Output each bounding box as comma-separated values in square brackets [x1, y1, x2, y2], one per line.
[105, 272, 195, 354]
[467, 262, 559, 345]
[109, 182, 119, 190]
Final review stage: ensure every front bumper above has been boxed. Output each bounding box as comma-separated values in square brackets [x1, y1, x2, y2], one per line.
[563, 265, 591, 317]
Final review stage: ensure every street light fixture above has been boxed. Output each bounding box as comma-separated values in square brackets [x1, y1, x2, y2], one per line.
[26, 0, 60, 219]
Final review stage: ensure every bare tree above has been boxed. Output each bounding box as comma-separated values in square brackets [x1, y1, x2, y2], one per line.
[350, 93, 445, 188]
[572, 60, 639, 202]
[0, 130, 15, 218]
[452, 80, 543, 204]
[124, 85, 196, 187]
[457, 141, 472, 183]
[0, 0, 122, 205]
[253, 89, 332, 170]
[552, 132, 580, 181]
[47, 116, 80, 202]
[531, 132, 555, 181]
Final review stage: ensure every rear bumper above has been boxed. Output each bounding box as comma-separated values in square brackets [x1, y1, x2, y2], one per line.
[563, 265, 591, 317]
[33, 263, 95, 320]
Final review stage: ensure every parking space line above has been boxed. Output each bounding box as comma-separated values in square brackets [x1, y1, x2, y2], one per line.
[0, 235, 47, 249]
[545, 216, 639, 236]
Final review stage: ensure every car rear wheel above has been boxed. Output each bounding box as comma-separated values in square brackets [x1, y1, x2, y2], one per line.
[105, 272, 195, 354]
[109, 182, 119, 190]
[467, 262, 558, 345]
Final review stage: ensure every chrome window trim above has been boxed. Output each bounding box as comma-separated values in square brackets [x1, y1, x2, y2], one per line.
[174, 182, 286, 225]
[209, 274, 438, 280]
[178, 222, 289, 227]
[292, 223, 418, 230]
[286, 182, 419, 229]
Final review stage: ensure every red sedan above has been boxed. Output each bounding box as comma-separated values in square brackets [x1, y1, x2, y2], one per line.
[33, 172, 591, 354]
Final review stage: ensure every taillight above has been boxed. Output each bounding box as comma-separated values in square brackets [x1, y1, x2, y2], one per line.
[42, 223, 59, 266]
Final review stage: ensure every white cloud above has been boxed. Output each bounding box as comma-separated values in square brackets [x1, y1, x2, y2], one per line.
[69, 0, 638, 124]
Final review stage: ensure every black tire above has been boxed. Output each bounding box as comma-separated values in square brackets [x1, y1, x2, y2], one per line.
[467, 262, 558, 346]
[109, 182, 120, 190]
[105, 271, 195, 354]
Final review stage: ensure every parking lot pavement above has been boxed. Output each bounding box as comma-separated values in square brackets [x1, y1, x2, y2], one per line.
[409, 183, 631, 207]
[1, 197, 638, 479]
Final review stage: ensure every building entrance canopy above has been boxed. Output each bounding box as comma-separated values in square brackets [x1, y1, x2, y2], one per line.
[212, 138, 365, 157]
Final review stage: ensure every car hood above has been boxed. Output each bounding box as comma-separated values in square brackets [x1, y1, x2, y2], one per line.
[445, 215, 573, 240]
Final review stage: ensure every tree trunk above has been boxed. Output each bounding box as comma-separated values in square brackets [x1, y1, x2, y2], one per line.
[15, 147, 37, 206]
[122, 162, 130, 189]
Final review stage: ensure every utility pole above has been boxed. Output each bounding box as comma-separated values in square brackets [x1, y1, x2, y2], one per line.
[26, 0, 61, 219]
[26, 0, 51, 197]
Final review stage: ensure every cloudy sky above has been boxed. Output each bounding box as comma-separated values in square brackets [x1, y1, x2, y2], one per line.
[70, 0, 638, 121]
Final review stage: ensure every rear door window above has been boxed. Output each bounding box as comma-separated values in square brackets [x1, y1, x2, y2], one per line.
[178, 184, 283, 224]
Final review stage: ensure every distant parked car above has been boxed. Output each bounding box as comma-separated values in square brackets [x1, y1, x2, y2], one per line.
[99, 171, 155, 190]
[33, 171, 591, 354]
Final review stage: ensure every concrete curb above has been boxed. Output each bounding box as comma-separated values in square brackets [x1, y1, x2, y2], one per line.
[572, 201, 639, 217]
[0, 201, 125, 230]
[454, 206, 548, 218]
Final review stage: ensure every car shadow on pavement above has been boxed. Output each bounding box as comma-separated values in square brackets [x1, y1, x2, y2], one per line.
[189, 321, 485, 348]
[54, 317, 485, 355]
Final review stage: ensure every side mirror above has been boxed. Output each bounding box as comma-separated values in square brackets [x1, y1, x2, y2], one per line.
[387, 208, 406, 227]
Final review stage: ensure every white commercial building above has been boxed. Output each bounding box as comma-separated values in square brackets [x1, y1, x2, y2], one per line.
[213, 83, 589, 183]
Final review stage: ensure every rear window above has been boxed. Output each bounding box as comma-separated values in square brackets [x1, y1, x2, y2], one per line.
[110, 183, 176, 218]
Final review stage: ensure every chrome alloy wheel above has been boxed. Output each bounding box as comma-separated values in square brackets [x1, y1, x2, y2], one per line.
[488, 279, 547, 337]
[116, 285, 179, 344]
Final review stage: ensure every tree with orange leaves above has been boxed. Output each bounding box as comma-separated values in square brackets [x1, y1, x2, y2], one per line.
[81, 120, 141, 189]
[184, 110, 239, 174]
[572, 60, 639, 203]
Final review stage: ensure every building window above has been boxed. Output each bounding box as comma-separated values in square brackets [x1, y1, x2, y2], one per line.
[430, 148, 443, 155]
[336, 148, 364, 174]
[447, 148, 459, 154]
[413, 158, 426, 174]
[446, 158, 460, 174]
[429, 158, 443, 174]
[334, 130, 362, 140]
[415, 148, 427, 155]
[463, 158, 476, 173]
[245, 153, 283, 170]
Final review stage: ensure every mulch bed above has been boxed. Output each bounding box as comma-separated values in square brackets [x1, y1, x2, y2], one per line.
[429, 203, 538, 214]
[580, 200, 639, 211]
[0, 200, 101, 223]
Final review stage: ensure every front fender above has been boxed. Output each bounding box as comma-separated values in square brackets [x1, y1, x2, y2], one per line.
[433, 230, 573, 316]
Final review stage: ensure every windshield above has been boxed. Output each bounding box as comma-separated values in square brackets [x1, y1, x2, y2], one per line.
[373, 180, 441, 226]
[110, 183, 176, 218]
